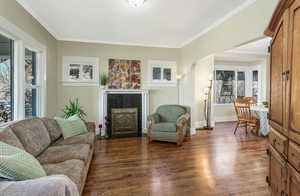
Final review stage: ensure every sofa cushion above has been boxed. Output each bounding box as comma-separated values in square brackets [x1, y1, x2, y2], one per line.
[152, 122, 177, 133]
[40, 118, 62, 142]
[0, 175, 79, 196]
[43, 159, 84, 190]
[156, 105, 186, 123]
[0, 127, 25, 150]
[0, 142, 46, 181]
[9, 118, 51, 157]
[54, 132, 95, 147]
[37, 144, 90, 164]
[54, 116, 88, 139]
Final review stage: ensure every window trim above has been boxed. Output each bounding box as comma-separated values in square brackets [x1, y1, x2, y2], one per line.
[0, 16, 47, 121]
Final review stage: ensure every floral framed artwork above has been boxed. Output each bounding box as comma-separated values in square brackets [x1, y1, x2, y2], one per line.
[148, 60, 177, 87]
[62, 56, 99, 86]
[108, 59, 141, 89]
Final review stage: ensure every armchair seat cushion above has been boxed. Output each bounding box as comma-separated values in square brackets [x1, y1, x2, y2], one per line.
[151, 131, 177, 140]
[152, 122, 177, 133]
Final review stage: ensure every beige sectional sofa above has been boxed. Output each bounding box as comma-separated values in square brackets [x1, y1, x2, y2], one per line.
[0, 118, 95, 196]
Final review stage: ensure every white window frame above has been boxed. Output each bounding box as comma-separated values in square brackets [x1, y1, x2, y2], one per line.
[24, 47, 44, 118]
[148, 60, 177, 87]
[0, 16, 47, 121]
[214, 64, 261, 105]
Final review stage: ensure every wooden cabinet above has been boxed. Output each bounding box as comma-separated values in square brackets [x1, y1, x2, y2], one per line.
[266, 0, 300, 195]
[268, 146, 287, 196]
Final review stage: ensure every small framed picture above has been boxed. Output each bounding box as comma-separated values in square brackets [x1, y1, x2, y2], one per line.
[63, 56, 99, 86]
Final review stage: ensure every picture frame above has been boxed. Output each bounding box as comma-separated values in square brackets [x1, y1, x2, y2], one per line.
[62, 56, 99, 86]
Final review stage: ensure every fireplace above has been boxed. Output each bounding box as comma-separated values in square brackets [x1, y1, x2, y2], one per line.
[111, 108, 138, 137]
[100, 89, 149, 138]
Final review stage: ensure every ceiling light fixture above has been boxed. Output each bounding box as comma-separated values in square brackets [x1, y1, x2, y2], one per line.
[127, 0, 146, 8]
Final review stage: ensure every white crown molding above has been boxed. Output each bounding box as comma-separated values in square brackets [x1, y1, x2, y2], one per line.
[16, 0, 61, 39]
[226, 50, 269, 56]
[16, 0, 257, 49]
[59, 38, 180, 49]
[179, 0, 258, 48]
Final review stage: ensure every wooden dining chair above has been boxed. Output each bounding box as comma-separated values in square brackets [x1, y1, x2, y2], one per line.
[233, 98, 260, 135]
[244, 97, 257, 105]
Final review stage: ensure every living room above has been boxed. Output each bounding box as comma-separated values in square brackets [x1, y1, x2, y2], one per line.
[1, 0, 299, 195]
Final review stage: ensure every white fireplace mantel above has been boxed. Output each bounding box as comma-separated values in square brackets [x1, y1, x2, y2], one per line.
[99, 89, 149, 136]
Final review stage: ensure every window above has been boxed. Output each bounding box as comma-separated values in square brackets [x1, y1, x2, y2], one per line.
[252, 70, 259, 101]
[237, 72, 246, 98]
[214, 70, 236, 104]
[25, 48, 40, 118]
[163, 68, 172, 81]
[0, 34, 14, 122]
[62, 56, 99, 86]
[152, 67, 161, 80]
[148, 60, 177, 87]
[0, 17, 47, 124]
[214, 66, 261, 104]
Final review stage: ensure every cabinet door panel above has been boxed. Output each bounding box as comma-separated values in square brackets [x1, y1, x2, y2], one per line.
[270, 25, 284, 131]
[270, 10, 289, 135]
[268, 146, 287, 196]
[287, 164, 300, 196]
[289, 0, 300, 140]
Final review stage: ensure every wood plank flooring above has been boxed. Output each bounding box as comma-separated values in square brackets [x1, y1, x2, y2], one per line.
[83, 122, 270, 196]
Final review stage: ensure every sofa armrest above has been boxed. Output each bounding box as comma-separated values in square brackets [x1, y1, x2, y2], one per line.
[147, 113, 160, 124]
[176, 113, 190, 127]
[85, 122, 96, 133]
[0, 175, 79, 196]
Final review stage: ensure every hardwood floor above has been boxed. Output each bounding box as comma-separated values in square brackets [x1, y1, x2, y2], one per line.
[83, 122, 270, 196]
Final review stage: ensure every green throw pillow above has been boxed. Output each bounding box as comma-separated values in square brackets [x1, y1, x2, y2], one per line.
[55, 115, 88, 139]
[0, 142, 46, 181]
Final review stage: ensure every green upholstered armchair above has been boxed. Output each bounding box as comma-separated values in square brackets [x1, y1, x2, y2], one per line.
[147, 105, 191, 146]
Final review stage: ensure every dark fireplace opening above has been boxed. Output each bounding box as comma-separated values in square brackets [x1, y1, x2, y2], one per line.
[107, 94, 142, 138]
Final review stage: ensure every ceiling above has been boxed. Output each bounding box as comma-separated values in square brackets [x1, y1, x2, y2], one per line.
[16, 0, 256, 48]
[215, 37, 271, 63]
[228, 37, 271, 55]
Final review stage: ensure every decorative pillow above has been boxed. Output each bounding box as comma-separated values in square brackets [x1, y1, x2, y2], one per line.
[54, 115, 88, 139]
[0, 142, 46, 181]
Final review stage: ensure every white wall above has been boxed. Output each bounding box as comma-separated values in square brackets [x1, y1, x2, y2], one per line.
[180, 0, 277, 126]
[179, 55, 214, 129]
[57, 41, 181, 129]
[0, 0, 58, 117]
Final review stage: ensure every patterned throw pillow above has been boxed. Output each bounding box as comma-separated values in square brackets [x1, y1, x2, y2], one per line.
[0, 142, 46, 181]
[54, 115, 88, 139]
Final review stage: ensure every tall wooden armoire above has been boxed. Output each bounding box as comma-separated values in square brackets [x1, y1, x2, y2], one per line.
[265, 0, 300, 195]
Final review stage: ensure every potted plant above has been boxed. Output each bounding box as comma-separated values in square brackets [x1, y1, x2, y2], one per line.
[100, 73, 108, 89]
[62, 98, 87, 120]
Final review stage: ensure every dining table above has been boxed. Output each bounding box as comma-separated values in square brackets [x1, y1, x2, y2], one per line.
[250, 104, 269, 136]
